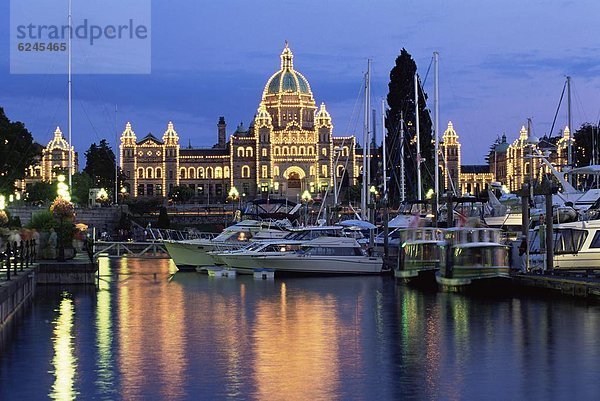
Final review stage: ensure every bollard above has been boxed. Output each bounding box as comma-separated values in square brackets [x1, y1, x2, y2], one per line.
[25, 240, 30, 269]
[19, 240, 24, 272]
[6, 242, 11, 281]
[13, 241, 18, 276]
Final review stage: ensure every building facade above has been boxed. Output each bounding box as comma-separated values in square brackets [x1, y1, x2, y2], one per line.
[120, 44, 362, 202]
[440, 121, 574, 195]
[18, 126, 78, 190]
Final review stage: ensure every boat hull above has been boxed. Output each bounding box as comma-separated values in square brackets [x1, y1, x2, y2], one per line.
[254, 255, 383, 275]
[164, 240, 244, 269]
[436, 267, 511, 292]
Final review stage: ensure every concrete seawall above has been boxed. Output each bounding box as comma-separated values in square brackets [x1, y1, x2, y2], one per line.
[0, 266, 37, 330]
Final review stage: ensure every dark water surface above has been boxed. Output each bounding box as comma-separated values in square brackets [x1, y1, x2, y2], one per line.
[1, 258, 600, 400]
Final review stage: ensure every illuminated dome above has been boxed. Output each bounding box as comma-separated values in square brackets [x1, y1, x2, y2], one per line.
[47, 127, 71, 151]
[263, 42, 312, 96]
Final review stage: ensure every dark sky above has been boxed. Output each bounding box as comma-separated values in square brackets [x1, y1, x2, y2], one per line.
[1, 0, 599, 164]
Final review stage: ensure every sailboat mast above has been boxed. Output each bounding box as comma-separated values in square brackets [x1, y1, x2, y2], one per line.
[361, 61, 370, 220]
[434, 51, 440, 206]
[414, 73, 422, 201]
[67, 0, 72, 188]
[381, 99, 387, 201]
[567, 76, 573, 183]
[115, 104, 119, 204]
[366, 60, 371, 216]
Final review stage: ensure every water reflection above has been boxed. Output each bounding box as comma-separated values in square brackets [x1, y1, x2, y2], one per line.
[1, 259, 600, 400]
[50, 293, 77, 401]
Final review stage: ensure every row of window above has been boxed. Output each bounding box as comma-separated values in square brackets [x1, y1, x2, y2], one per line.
[235, 146, 351, 157]
[180, 166, 230, 179]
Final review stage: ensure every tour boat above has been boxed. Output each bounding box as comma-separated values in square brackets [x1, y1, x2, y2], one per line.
[436, 228, 511, 291]
[529, 219, 600, 272]
[395, 227, 445, 283]
[163, 220, 290, 270]
[252, 236, 383, 275]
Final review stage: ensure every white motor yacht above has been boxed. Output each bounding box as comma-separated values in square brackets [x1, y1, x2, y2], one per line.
[164, 220, 290, 270]
[217, 240, 303, 274]
[253, 236, 383, 275]
[529, 219, 600, 272]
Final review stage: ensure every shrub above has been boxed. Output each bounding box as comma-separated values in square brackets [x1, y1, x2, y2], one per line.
[26, 210, 57, 230]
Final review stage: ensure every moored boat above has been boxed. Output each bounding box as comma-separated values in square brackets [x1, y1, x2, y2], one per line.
[436, 228, 510, 291]
[396, 227, 445, 284]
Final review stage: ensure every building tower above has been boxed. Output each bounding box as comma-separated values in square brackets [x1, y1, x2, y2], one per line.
[120, 122, 137, 194]
[441, 121, 461, 193]
[163, 121, 180, 194]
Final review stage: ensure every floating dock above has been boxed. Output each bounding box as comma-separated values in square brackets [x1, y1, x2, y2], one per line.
[513, 273, 600, 300]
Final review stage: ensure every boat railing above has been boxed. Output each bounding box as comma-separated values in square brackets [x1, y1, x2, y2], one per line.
[148, 228, 216, 242]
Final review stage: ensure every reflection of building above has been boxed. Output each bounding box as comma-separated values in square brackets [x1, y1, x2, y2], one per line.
[439, 122, 574, 195]
[19, 127, 78, 189]
[120, 43, 362, 201]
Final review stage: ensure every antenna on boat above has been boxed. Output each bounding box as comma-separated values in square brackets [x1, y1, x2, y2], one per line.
[434, 51, 440, 209]
[67, 0, 73, 188]
[361, 60, 371, 220]
[567, 75, 573, 185]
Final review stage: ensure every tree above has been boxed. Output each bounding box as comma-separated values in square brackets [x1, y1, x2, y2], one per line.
[25, 181, 55, 205]
[169, 185, 195, 203]
[72, 172, 93, 206]
[84, 139, 124, 198]
[156, 206, 170, 229]
[385, 49, 434, 206]
[0, 107, 41, 193]
[574, 124, 600, 168]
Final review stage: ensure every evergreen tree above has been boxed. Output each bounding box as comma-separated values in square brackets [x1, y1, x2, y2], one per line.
[84, 139, 124, 197]
[574, 123, 600, 168]
[385, 49, 434, 207]
[0, 108, 41, 192]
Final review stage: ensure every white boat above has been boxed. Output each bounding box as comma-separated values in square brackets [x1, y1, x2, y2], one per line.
[214, 225, 360, 274]
[436, 228, 510, 290]
[164, 220, 290, 270]
[395, 227, 445, 282]
[217, 240, 303, 274]
[529, 219, 600, 271]
[253, 236, 383, 275]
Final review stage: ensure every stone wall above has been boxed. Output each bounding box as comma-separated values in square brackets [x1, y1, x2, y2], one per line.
[8, 205, 127, 233]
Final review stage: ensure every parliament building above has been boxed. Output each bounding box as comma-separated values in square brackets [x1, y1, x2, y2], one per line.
[120, 43, 362, 202]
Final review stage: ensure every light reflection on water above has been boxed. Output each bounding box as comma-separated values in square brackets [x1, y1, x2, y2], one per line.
[1, 258, 600, 400]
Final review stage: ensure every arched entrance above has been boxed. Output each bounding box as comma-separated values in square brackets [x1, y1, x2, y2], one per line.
[283, 166, 306, 200]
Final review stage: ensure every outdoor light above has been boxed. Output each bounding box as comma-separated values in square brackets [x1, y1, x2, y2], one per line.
[15, 192, 21, 200]
[8, 194, 14, 203]
[301, 190, 312, 202]
[56, 174, 72, 201]
[425, 188, 434, 199]
[369, 185, 377, 194]
[120, 187, 127, 194]
[0, 195, 5, 210]
[228, 186, 239, 199]
[97, 188, 109, 201]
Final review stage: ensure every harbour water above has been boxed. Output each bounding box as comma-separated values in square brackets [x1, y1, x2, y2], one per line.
[1, 258, 600, 400]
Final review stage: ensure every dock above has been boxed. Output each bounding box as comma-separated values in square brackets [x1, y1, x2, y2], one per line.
[513, 273, 600, 300]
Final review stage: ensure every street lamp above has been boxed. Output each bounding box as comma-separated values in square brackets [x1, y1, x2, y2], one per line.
[57, 174, 71, 201]
[0, 195, 5, 211]
[301, 190, 312, 226]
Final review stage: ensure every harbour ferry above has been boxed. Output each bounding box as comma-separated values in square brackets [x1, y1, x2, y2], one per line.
[395, 227, 445, 284]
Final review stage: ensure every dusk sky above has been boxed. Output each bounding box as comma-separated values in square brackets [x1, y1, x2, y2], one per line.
[1, 0, 599, 164]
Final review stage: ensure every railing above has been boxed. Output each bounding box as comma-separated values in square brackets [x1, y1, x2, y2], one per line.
[147, 228, 216, 241]
[93, 241, 169, 259]
[1, 239, 37, 281]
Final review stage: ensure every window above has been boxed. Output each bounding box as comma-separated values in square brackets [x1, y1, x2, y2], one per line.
[137, 184, 145, 196]
[282, 147, 289, 156]
[321, 165, 328, 177]
[242, 183, 250, 195]
[206, 167, 213, 179]
[291, 146, 297, 155]
[146, 168, 153, 179]
[156, 184, 163, 196]
[156, 168, 162, 178]
[261, 183, 269, 192]
[215, 167, 223, 179]
[138, 168, 144, 179]
[308, 147, 314, 155]
[274, 147, 280, 156]
[224, 166, 230, 178]
[262, 148, 268, 157]
[261, 165, 268, 178]
[126, 170, 131, 178]
[246, 147, 254, 158]
[169, 170, 174, 179]
[237, 147, 244, 157]
[337, 165, 344, 177]
[309, 166, 315, 176]
[198, 167, 205, 178]
[188, 168, 195, 179]
[322, 148, 327, 156]
[273, 166, 280, 176]
[299, 146, 305, 155]
[342, 146, 349, 157]
[591, 232, 600, 248]
[215, 184, 223, 198]
[242, 165, 251, 178]
[147, 184, 154, 196]
[197, 185, 204, 195]
[180, 168, 186, 179]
